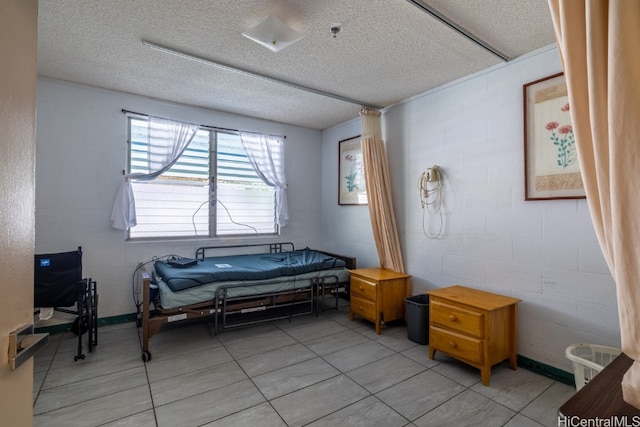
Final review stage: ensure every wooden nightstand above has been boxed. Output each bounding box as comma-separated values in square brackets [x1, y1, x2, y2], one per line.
[349, 268, 412, 334]
[427, 285, 520, 386]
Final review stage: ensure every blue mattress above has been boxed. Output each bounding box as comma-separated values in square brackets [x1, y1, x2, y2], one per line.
[154, 269, 350, 310]
[154, 248, 347, 292]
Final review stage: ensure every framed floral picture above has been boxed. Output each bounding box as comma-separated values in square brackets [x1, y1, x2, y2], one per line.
[338, 135, 367, 205]
[524, 72, 585, 200]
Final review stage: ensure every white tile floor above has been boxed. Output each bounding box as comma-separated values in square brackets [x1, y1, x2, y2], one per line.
[33, 300, 576, 426]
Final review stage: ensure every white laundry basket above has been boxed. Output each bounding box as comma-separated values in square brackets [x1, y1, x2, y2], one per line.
[565, 344, 622, 391]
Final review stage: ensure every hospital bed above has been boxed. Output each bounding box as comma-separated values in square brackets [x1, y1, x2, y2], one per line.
[137, 243, 354, 361]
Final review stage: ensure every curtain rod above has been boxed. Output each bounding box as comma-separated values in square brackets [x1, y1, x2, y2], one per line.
[141, 40, 384, 110]
[121, 109, 286, 139]
[405, 0, 511, 62]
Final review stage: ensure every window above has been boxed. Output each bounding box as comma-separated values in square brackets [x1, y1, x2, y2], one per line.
[128, 117, 282, 239]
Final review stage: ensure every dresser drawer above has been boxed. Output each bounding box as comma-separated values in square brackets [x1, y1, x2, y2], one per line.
[350, 276, 377, 300]
[430, 326, 483, 364]
[350, 294, 377, 320]
[430, 300, 483, 338]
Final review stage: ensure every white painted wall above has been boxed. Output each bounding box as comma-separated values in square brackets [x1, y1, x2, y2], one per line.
[36, 78, 323, 319]
[320, 119, 378, 268]
[36, 42, 621, 373]
[321, 45, 620, 372]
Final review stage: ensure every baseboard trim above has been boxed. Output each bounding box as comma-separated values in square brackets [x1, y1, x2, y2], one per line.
[518, 354, 575, 387]
[34, 313, 137, 335]
[34, 313, 576, 388]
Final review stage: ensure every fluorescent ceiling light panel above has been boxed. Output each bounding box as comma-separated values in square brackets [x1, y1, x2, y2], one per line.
[242, 15, 304, 52]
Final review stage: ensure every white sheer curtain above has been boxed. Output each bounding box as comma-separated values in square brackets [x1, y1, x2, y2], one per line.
[110, 116, 199, 230]
[239, 131, 289, 227]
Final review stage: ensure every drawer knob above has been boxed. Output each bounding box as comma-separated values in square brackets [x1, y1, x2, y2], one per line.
[449, 314, 457, 322]
[359, 306, 364, 311]
[359, 286, 364, 291]
[449, 341, 457, 348]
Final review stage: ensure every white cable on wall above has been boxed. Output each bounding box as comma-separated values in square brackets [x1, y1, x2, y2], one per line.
[417, 166, 444, 239]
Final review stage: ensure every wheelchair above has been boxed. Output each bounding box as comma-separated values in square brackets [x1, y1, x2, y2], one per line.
[34, 247, 98, 361]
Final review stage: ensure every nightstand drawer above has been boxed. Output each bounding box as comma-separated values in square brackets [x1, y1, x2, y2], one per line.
[427, 285, 520, 386]
[430, 326, 483, 364]
[350, 294, 377, 320]
[431, 300, 483, 338]
[349, 268, 412, 335]
[350, 276, 377, 300]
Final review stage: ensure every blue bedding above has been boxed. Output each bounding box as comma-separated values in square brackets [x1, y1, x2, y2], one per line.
[154, 248, 346, 292]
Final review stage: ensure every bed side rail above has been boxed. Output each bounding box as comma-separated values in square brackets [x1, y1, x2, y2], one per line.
[214, 274, 341, 333]
[195, 242, 295, 259]
[316, 250, 357, 270]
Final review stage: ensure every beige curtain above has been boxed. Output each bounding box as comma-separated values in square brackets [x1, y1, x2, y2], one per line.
[548, 0, 640, 407]
[360, 107, 405, 273]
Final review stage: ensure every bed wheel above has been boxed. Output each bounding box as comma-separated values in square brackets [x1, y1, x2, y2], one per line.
[142, 351, 152, 362]
[74, 354, 85, 362]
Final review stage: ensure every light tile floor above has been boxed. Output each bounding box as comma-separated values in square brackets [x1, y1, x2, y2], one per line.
[33, 300, 576, 426]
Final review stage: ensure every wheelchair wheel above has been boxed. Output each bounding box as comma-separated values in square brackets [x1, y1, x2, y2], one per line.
[87, 301, 94, 352]
[87, 282, 98, 351]
[71, 314, 89, 336]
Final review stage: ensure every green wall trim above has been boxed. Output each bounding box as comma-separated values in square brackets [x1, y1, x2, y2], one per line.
[34, 313, 576, 388]
[34, 313, 137, 335]
[518, 354, 575, 387]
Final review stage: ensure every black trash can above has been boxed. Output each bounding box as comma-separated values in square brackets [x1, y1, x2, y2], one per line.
[405, 294, 430, 344]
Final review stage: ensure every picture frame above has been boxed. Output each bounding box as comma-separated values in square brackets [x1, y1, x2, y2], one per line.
[338, 135, 367, 205]
[524, 72, 585, 200]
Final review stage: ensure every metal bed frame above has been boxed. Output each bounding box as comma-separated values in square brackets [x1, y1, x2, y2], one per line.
[138, 242, 355, 362]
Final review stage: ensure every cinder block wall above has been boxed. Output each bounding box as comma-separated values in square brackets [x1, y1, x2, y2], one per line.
[321, 45, 619, 372]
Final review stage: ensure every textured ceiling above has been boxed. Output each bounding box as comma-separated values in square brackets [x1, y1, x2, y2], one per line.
[37, 0, 556, 130]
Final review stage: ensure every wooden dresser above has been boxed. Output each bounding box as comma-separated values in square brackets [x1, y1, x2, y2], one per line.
[427, 285, 520, 386]
[349, 268, 411, 334]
